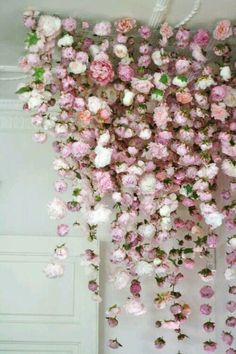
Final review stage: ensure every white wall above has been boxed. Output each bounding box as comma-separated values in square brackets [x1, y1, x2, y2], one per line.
[0, 102, 230, 354]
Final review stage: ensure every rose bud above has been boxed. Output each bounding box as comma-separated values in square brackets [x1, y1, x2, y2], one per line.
[221, 331, 234, 346]
[130, 279, 141, 295]
[108, 339, 122, 349]
[226, 316, 236, 328]
[203, 340, 217, 352]
[203, 321, 215, 332]
[154, 337, 166, 349]
[107, 317, 118, 328]
[88, 280, 98, 292]
[200, 304, 212, 315]
[226, 301, 236, 313]
[229, 286, 236, 295]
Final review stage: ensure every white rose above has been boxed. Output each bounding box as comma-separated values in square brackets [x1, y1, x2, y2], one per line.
[112, 270, 130, 290]
[197, 163, 219, 180]
[124, 298, 146, 316]
[113, 44, 128, 58]
[44, 262, 64, 278]
[54, 245, 68, 260]
[38, 15, 61, 37]
[229, 237, 236, 249]
[204, 211, 224, 229]
[160, 216, 172, 231]
[89, 44, 101, 57]
[172, 76, 188, 88]
[53, 158, 69, 170]
[111, 248, 126, 262]
[48, 197, 67, 220]
[220, 66, 231, 81]
[88, 96, 102, 114]
[140, 173, 156, 195]
[123, 89, 135, 106]
[94, 146, 112, 168]
[196, 76, 215, 90]
[128, 165, 143, 176]
[139, 128, 152, 140]
[98, 131, 110, 146]
[87, 203, 111, 225]
[153, 258, 162, 266]
[222, 159, 236, 177]
[58, 34, 74, 47]
[112, 192, 122, 203]
[138, 223, 156, 238]
[159, 205, 171, 217]
[136, 261, 153, 276]
[69, 61, 87, 74]
[225, 268, 236, 281]
[152, 50, 162, 66]
[28, 90, 43, 109]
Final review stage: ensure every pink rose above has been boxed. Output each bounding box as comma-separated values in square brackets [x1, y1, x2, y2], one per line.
[108, 339, 122, 349]
[193, 29, 210, 46]
[94, 171, 113, 194]
[226, 301, 236, 313]
[71, 141, 90, 158]
[226, 316, 236, 327]
[115, 17, 136, 33]
[211, 85, 227, 101]
[211, 103, 229, 122]
[153, 104, 170, 129]
[88, 280, 98, 292]
[131, 77, 154, 94]
[118, 64, 134, 82]
[107, 318, 118, 327]
[200, 304, 212, 315]
[176, 91, 193, 104]
[57, 224, 69, 237]
[213, 20, 232, 40]
[138, 25, 152, 39]
[200, 285, 215, 299]
[203, 341, 217, 352]
[130, 279, 141, 295]
[89, 54, 114, 86]
[62, 17, 77, 32]
[221, 331, 234, 346]
[93, 21, 112, 36]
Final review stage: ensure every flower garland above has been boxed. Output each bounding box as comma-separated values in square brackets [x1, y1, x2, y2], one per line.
[17, 10, 236, 351]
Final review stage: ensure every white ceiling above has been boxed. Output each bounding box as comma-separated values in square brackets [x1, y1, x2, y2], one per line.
[0, 0, 235, 67]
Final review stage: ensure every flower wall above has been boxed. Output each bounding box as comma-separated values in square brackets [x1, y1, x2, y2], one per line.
[17, 10, 236, 353]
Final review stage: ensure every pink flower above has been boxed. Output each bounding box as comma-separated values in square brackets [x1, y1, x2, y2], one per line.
[118, 64, 134, 82]
[213, 20, 232, 40]
[176, 91, 193, 104]
[154, 337, 166, 349]
[203, 341, 217, 352]
[131, 77, 154, 94]
[107, 318, 118, 327]
[193, 29, 210, 46]
[160, 22, 173, 40]
[200, 304, 212, 315]
[108, 339, 122, 349]
[211, 85, 227, 101]
[183, 258, 195, 269]
[62, 17, 77, 32]
[207, 233, 218, 248]
[226, 316, 236, 327]
[203, 321, 215, 332]
[94, 171, 113, 194]
[138, 25, 152, 39]
[89, 54, 114, 86]
[130, 279, 141, 295]
[124, 298, 146, 316]
[226, 349, 236, 354]
[221, 331, 234, 346]
[32, 132, 47, 143]
[153, 104, 170, 129]
[57, 224, 69, 237]
[115, 17, 136, 33]
[226, 301, 236, 313]
[88, 280, 98, 292]
[162, 320, 180, 330]
[211, 103, 229, 121]
[170, 303, 182, 315]
[71, 141, 90, 158]
[200, 285, 215, 299]
[93, 21, 112, 36]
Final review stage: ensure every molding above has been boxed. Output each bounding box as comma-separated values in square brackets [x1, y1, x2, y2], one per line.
[0, 99, 33, 131]
[175, 0, 201, 28]
[148, 0, 170, 27]
[0, 65, 28, 81]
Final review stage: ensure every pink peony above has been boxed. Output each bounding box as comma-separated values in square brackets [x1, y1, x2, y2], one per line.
[62, 17, 77, 32]
[213, 20, 232, 40]
[71, 141, 90, 158]
[118, 64, 134, 82]
[93, 21, 111, 36]
[153, 104, 170, 129]
[211, 85, 227, 101]
[89, 54, 114, 86]
[138, 25, 151, 39]
[115, 17, 136, 33]
[200, 304, 212, 315]
[131, 77, 154, 94]
[94, 171, 113, 194]
[193, 29, 210, 46]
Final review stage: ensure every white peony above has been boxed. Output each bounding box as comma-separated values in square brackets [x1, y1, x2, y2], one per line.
[139, 128, 152, 140]
[200, 203, 224, 229]
[113, 44, 128, 58]
[225, 268, 236, 281]
[112, 192, 122, 203]
[220, 66, 231, 81]
[48, 197, 67, 220]
[123, 89, 135, 106]
[160, 216, 172, 231]
[159, 205, 171, 217]
[124, 298, 146, 316]
[44, 262, 64, 278]
[138, 223, 156, 238]
[222, 159, 236, 178]
[57, 34, 74, 47]
[38, 15, 61, 37]
[111, 269, 130, 289]
[89, 44, 101, 57]
[136, 261, 153, 276]
[197, 163, 219, 180]
[229, 237, 236, 249]
[94, 146, 112, 168]
[69, 61, 87, 74]
[28, 90, 44, 109]
[139, 173, 156, 195]
[97, 131, 110, 146]
[87, 203, 112, 225]
[196, 76, 215, 90]
[88, 96, 102, 114]
[111, 248, 126, 262]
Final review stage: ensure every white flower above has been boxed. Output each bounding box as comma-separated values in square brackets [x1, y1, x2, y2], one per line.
[225, 268, 236, 281]
[220, 66, 231, 81]
[128, 165, 143, 175]
[139, 128, 152, 140]
[44, 262, 64, 278]
[229, 237, 236, 249]
[94, 146, 112, 168]
[88, 96, 102, 114]
[28, 90, 44, 109]
[222, 159, 236, 177]
[113, 44, 128, 58]
[53, 158, 69, 170]
[93, 21, 112, 36]
[38, 15, 61, 37]
[124, 298, 146, 316]
[152, 50, 162, 66]
[87, 203, 111, 225]
[54, 245, 68, 260]
[69, 61, 87, 74]
[172, 75, 188, 88]
[110, 269, 130, 289]
[89, 44, 101, 57]
[197, 163, 219, 180]
[112, 192, 122, 203]
[138, 223, 156, 238]
[159, 205, 171, 217]
[91, 293, 102, 303]
[48, 197, 67, 220]
[139, 173, 156, 195]
[196, 76, 215, 90]
[200, 203, 224, 229]
[57, 34, 74, 47]
[136, 261, 153, 276]
[98, 131, 110, 146]
[160, 216, 172, 231]
[123, 89, 135, 106]
[111, 248, 126, 262]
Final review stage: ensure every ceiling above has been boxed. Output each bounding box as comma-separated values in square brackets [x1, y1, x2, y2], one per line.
[0, 0, 235, 68]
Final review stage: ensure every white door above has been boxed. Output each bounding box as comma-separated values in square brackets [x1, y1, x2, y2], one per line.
[0, 100, 99, 354]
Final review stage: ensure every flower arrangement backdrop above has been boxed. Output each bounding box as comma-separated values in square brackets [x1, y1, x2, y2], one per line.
[17, 9, 236, 353]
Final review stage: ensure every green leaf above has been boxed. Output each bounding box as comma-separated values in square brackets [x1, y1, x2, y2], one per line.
[33, 67, 45, 83]
[95, 195, 102, 202]
[25, 32, 39, 46]
[177, 75, 187, 82]
[15, 86, 32, 94]
[72, 188, 81, 197]
[163, 178, 171, 184]
[152, 88, 164, 97]
[184, 184, 193, 195]
[183, 248, 193, 254]
[160, 73, 169, 84]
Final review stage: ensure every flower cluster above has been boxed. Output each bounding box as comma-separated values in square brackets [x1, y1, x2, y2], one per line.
[18, 10, 236, 351]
